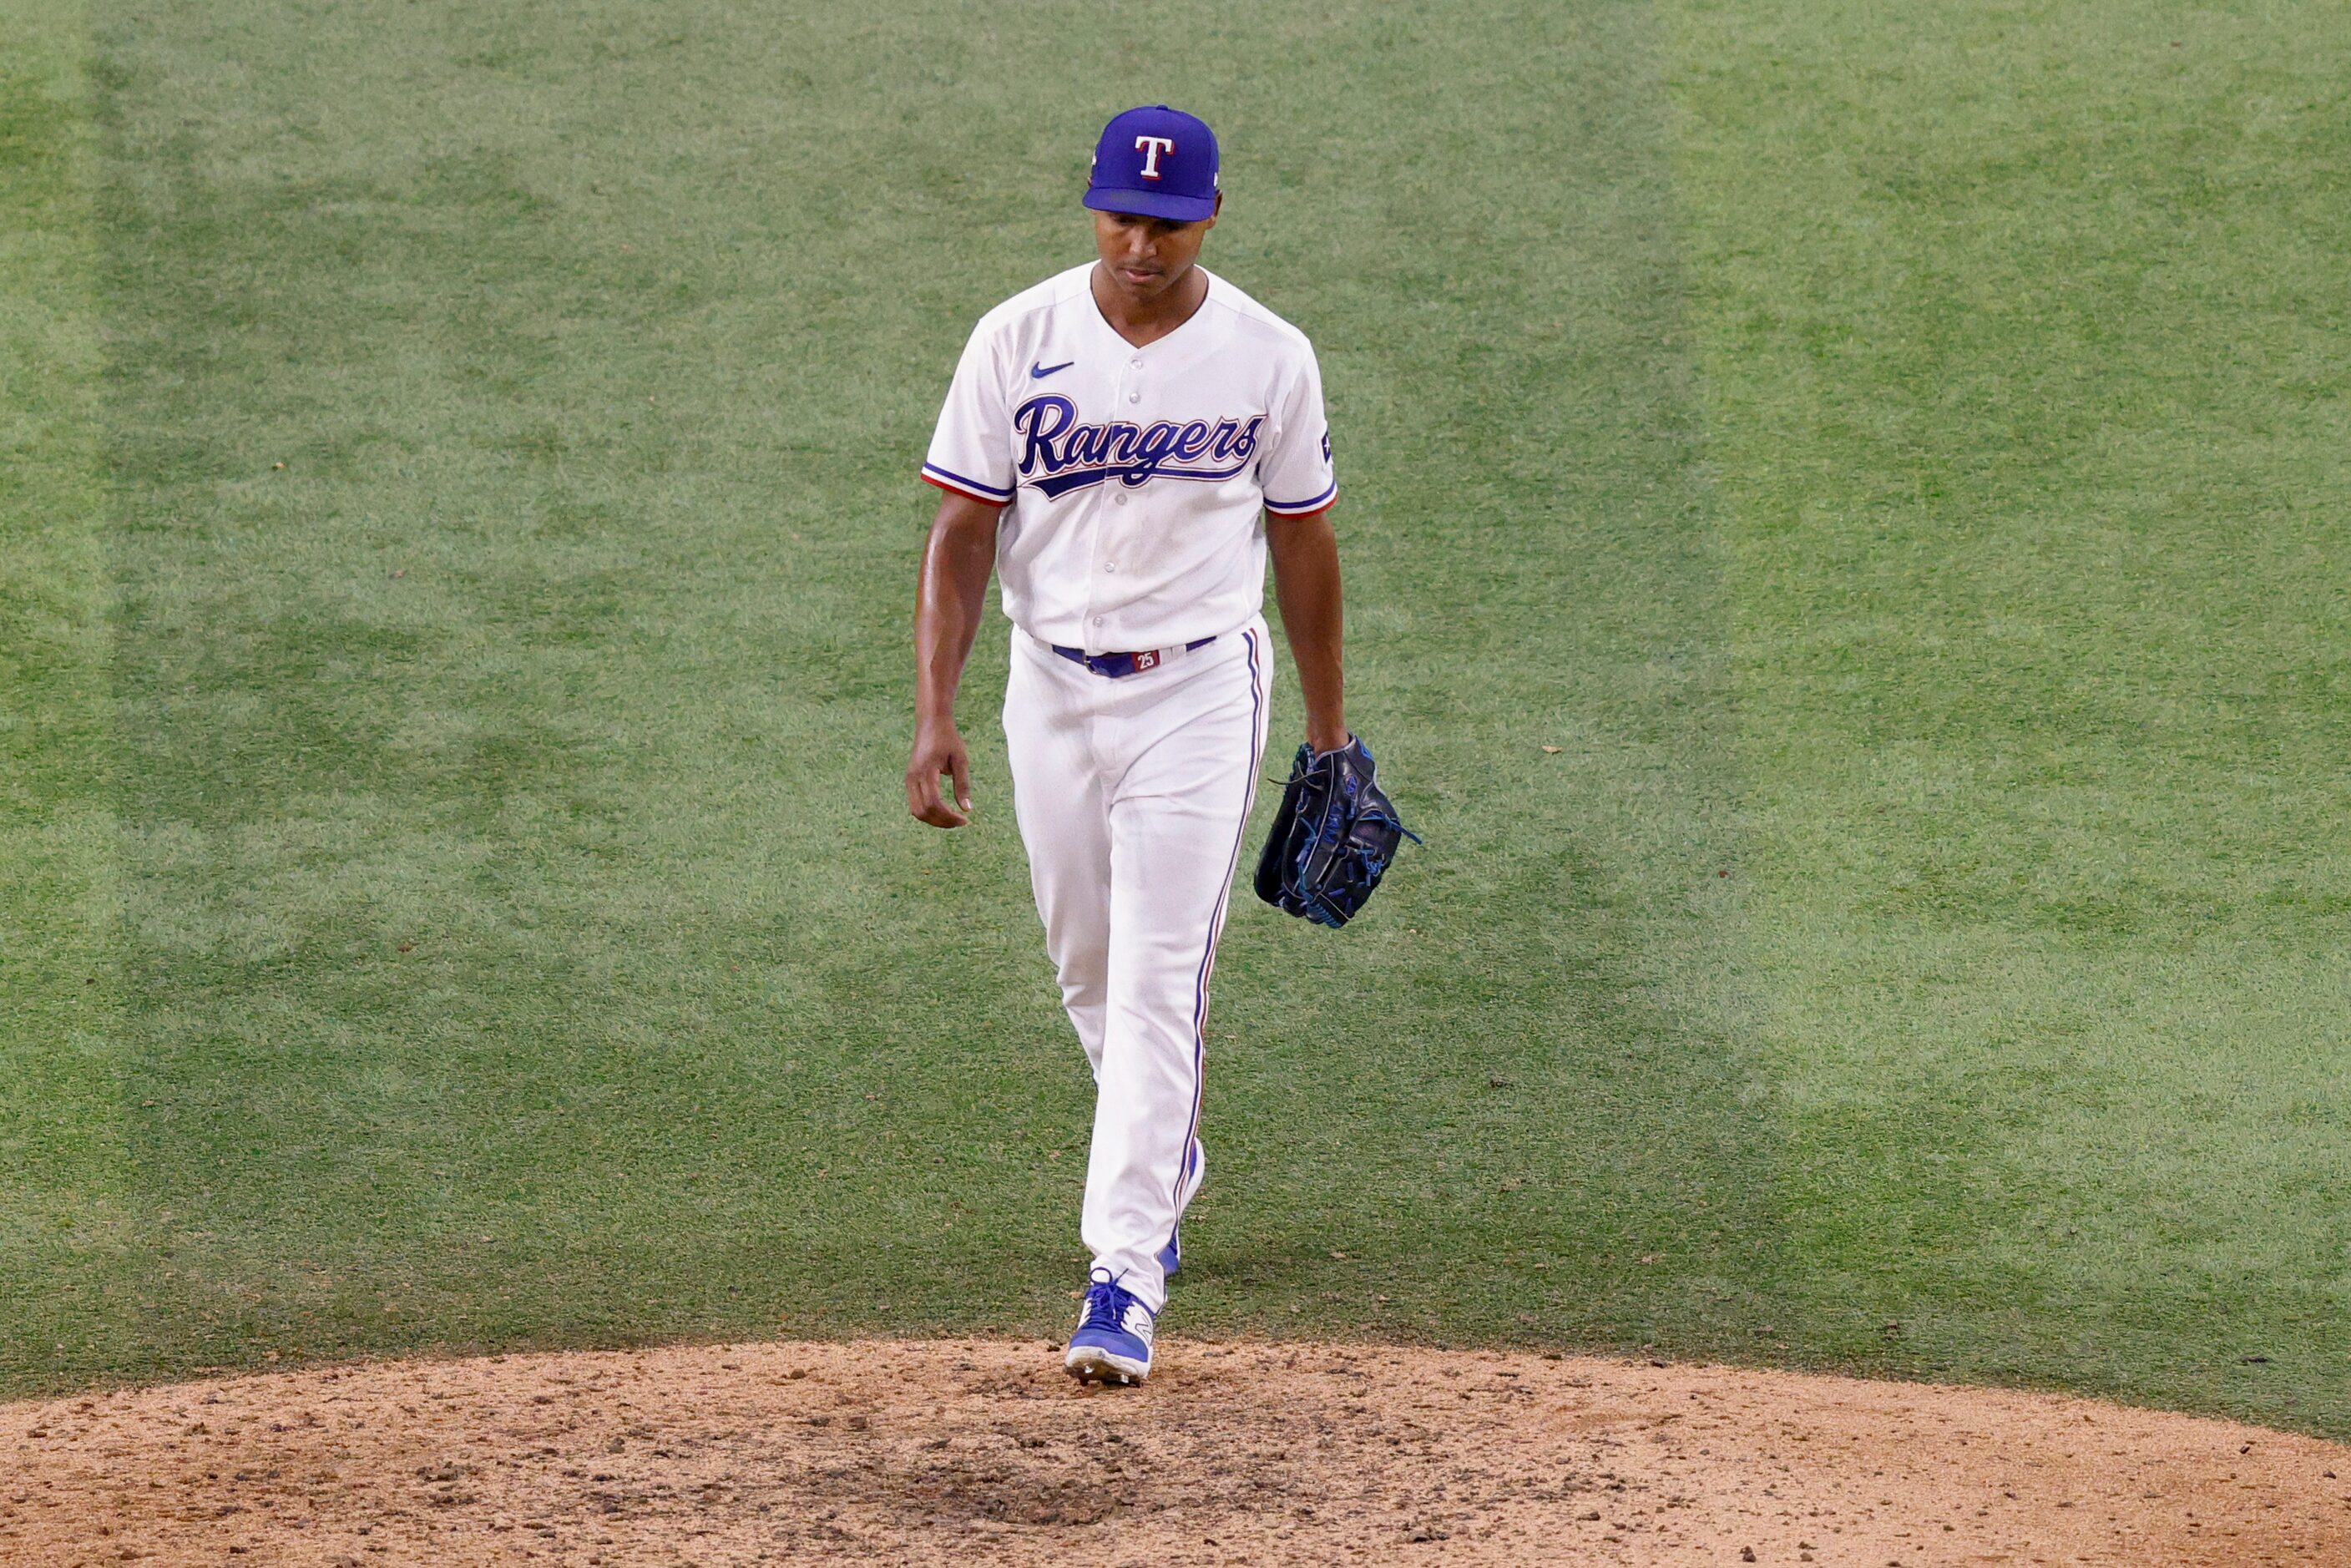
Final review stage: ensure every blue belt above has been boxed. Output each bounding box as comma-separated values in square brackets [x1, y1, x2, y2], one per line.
[1051, 636, 1216, 679]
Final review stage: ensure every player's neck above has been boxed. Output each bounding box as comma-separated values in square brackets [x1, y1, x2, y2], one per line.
[1090, 262, 1209, 349]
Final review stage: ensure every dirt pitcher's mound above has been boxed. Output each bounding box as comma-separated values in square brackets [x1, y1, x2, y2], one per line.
[4, 1339, 2345, 1565]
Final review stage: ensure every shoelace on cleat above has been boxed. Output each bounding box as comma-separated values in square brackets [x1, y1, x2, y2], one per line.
[1079, 1276, 1133, 1335]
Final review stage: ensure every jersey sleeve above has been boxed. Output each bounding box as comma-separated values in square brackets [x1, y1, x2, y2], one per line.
[1256, 343, 1338, 518]
[921, 323, 1015, 507]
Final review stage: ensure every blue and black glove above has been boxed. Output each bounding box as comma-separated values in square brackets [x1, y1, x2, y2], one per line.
[1253, 735, 1419, 928]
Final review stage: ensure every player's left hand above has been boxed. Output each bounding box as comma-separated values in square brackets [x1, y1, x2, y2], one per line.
[906, 719, 973, 828]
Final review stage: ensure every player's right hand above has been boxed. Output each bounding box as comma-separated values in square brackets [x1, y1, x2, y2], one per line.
[906, 721, 973, 828]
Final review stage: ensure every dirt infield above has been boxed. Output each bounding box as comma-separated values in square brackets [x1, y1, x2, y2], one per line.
[3, 1338, 2344, 1566]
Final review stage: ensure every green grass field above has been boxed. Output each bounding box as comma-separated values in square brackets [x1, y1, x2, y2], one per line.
[4, 0, 2345, 1437]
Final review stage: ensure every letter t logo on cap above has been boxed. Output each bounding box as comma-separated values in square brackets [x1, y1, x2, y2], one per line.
[1086, 108, 1218, 221]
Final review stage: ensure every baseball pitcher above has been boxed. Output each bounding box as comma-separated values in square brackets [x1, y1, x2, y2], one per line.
[906, 105, 1403, 1385]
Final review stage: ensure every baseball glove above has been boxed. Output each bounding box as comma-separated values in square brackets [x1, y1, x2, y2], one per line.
[1253, 735, 1419, 928]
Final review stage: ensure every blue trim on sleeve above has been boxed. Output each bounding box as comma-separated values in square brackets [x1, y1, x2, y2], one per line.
[921, 461, 1014, 500]
[1264, 479, 1337, 516]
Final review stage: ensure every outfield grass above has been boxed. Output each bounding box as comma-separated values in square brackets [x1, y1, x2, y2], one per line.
[1, 0, 146, 1378]
[2, 0, 2343, 1439]
[1673, 0, 2351, 1427]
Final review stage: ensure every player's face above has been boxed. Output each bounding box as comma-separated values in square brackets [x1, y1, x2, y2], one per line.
[1092, 201, 1219, 301]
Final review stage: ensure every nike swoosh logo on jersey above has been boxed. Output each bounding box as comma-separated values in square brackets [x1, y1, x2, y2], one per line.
[1029, 360, 1076, 379]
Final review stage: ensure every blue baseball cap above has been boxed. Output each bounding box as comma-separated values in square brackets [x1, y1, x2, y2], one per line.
[1084, 105, 1220, 223]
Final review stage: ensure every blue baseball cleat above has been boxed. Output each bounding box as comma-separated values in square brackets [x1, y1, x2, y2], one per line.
[1064, 1268, 1155, 1385]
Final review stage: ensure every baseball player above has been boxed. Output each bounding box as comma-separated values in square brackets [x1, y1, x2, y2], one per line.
[905, 105, 1348, 1384]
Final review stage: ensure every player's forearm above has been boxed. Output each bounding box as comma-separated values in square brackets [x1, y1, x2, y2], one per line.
[1267, 509, 1348, 752]
[913, 498, 999, 726]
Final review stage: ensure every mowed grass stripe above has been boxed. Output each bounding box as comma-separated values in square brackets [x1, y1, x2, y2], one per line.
[0, 0, 145, 1388]
[1668, 0, 2351, 1434]
[1145, 0, 1767, 1349]
[71, 0, 1768, 1394]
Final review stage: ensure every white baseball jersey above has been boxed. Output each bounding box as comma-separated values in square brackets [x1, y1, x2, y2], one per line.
[922, 263, 1337, 654]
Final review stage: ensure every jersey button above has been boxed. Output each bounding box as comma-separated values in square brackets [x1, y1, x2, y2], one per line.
[1126, 391, 1140, 403]
[1113, 493, 1127, 507]
[1130, 357, 1144, 370]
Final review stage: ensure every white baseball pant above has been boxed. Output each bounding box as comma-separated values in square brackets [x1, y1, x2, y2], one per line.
[1002, 616, 1272, 1314]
